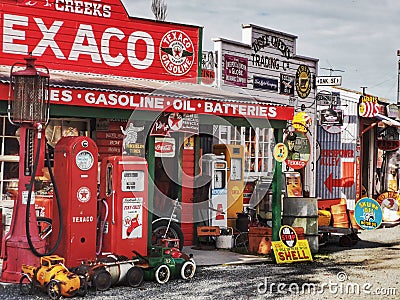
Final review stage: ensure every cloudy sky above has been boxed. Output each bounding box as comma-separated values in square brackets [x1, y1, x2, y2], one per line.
[121, 0, 400, 102]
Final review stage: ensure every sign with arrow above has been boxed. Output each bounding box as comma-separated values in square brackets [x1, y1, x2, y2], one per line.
[316, 76, 342, 86]
[324, 161, 355, 193]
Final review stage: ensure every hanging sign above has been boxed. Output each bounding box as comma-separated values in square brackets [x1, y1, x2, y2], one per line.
[151, 113, 199, 136]
[271, 225, 312, 264]
[295, 65, 311, 99]
[292, 111, 312, 133]
[284, 131, 311, 169]
[273, 143, 288, 162]
[354, 197, 383, 230]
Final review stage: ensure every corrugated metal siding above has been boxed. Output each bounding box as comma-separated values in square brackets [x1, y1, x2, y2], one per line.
[316, 89, 359, 209]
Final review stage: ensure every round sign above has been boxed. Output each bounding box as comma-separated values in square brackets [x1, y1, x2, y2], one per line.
[273, 143, 288, 162]
[76, 150, 94, 171]
[295, 65, 311, 99]
[354, 197, 383, 230]
[159, 30, 195, 76]
[279, 225, 298, 248]
[284, 131, 311, 169]
[77, 187, 91, 203]
[376, 192, 400, 223]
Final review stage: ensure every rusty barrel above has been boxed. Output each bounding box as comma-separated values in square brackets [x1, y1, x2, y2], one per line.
[331, 204, 349, 228]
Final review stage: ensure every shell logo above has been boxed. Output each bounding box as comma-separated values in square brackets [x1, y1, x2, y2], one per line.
[232, 186, 241, 195]
[358, 102, 380, 118]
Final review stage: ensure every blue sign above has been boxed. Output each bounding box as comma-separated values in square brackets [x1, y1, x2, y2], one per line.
[354, 197, 382, 230]
[253, 76, 278, 92]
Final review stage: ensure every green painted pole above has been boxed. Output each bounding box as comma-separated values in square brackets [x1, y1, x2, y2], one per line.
[272, 128, 283, 242]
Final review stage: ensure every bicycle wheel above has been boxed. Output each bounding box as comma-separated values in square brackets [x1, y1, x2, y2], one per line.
[234, 232, 249, 249]
[37, 216, 53, 240]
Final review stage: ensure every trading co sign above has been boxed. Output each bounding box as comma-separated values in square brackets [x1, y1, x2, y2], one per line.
[0, 0, 200, 80]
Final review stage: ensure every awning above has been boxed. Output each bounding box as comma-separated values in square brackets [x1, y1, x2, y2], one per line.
[0, 65, 294, 121]
[375, 113, 400, 127]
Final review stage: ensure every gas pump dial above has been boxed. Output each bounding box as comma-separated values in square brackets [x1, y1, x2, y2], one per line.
[76, 150, 94, 171]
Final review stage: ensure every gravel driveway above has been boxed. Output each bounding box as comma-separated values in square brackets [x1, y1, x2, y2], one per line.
[0, 225, 399, 299]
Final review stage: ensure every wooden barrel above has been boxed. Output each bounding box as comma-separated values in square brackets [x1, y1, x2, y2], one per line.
[331, 204, 349, 228]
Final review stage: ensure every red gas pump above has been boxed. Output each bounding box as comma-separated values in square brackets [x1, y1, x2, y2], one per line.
[1, 57, 49, 283]
[50, 136, 98, 268]
[98, 156, 148, 258]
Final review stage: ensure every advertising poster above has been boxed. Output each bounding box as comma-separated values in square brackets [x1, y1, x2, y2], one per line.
[223, 54, 248, 87]
[284, 131, 311, 169]
[122, 198, 143, 239]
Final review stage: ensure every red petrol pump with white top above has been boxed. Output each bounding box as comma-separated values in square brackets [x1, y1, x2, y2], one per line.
[98, 156, 148, 258]
[50, 136, 98, 268]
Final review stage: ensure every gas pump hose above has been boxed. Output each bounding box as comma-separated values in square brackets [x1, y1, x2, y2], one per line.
[25, 125, 63, 257]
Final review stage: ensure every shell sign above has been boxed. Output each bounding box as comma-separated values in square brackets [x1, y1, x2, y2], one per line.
[358, 102, 380, 118]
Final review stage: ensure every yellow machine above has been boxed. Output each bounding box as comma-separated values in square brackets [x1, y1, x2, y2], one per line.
[20, 255, 86, 299]
[213, 144, 245, 228]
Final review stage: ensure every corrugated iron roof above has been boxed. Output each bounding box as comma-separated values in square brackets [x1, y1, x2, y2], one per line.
[0, 65, 289, 107]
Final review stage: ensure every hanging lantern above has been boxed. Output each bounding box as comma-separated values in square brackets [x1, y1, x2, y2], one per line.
[8, 56, 50, 124]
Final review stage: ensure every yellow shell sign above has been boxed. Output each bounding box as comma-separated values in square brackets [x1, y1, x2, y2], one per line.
[292, 111, 312, 133]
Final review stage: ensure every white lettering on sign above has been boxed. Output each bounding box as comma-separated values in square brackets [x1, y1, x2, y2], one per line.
[204, 102, 277, 118]
[55, 0, 112, 18]
[2, 14, 155, 70]
[72, 215, 94, 223]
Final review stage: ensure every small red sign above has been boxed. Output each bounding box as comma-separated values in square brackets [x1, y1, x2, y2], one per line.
[376, 140, 400, 151]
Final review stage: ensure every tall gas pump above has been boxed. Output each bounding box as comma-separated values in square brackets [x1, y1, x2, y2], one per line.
[201, 154, 228, 227]
[1, 57, 49, 282]
[50, 136, 98, 268]
[213, 144, 245, 228]
[98, 156, 149, 258]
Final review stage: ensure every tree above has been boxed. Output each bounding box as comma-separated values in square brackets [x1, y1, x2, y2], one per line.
[151, 0, 167, 21]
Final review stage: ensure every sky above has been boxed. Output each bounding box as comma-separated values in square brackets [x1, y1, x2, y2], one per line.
[121, 0, 400, 103]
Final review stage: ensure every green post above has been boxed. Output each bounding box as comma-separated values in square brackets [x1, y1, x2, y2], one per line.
[272, 128, 283, 241]
[147, 135, 155, 247]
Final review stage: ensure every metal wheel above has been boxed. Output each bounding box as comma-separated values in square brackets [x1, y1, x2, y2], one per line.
[37, 216, 53, 240]
[180, 260, 196, 280]
[234, 232, 249, 250]
[155, 264, 170, 284]
[47, 280, 61, 300]
[152, 220, 184, 250]
[19, 274, 33, 295]
[77, 275, 88, 296]
[92, 268, 112, 291]
[125, 266, 144, 287]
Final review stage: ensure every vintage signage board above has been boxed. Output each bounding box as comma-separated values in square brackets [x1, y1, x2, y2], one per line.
[354, 197, 383, 230]
[316, 76, 342, 86]
[271, 225, 312, 264]
[0, 0, 200, 80]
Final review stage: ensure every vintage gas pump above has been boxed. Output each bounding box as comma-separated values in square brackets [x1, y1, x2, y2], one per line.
[201, 154, 228, 227]
[213, 144, 245, 228]
[1, 57, 49, 282]
[50, 136, 98, 268]
[98, 156, 148, 258]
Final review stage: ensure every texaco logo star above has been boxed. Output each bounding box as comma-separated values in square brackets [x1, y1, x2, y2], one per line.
[77, 187, 90, 203]
[159, 29, 195, 76]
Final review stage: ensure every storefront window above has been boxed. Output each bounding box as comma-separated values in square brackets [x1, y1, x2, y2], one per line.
[219, 125, 274, 177]
[0, 116, 19, 200]
[0, 117, 90, 201]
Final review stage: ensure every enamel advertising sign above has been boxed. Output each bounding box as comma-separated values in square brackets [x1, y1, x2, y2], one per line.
[0, 0, 200, 80]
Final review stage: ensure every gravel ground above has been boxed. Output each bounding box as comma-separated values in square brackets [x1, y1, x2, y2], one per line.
[0, 225, 399, 299]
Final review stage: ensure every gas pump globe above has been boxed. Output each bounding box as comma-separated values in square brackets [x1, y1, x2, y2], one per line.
[1, 56, 50, 283]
